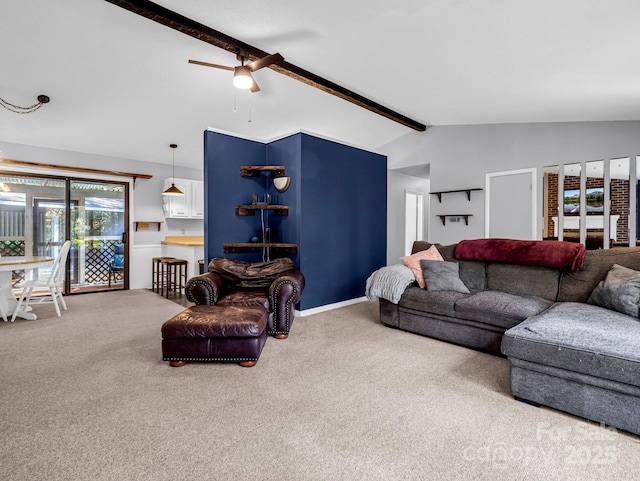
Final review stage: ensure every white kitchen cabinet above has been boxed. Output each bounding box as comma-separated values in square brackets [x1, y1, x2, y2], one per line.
[163, 178, 204, 219]
[190, 180, 204, 218]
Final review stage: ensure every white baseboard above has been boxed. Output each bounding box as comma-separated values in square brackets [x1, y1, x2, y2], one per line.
[297, 296, 369, 317]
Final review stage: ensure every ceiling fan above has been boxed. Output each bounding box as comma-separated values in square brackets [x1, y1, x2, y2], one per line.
[188, 52, 284, 93]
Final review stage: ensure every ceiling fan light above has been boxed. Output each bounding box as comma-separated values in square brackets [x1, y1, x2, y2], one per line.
[233, 66, 253, 89]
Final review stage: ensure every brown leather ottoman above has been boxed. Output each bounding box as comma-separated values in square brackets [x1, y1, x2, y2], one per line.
[161, 305, 268, 367]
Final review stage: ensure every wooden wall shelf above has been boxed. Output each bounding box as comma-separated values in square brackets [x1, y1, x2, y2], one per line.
[437, 215, 472, 226]
[235, 205, 289, 216]
[230, 166, 294, 259]
[134, 220, 163, 231]
[240, 165, 286, 177]
[430, 188, 482, 202]
[223, 243, 297, 254]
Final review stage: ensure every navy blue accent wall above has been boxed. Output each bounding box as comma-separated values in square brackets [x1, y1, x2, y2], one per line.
[204, 131, 266, 264]
[298, 134, 387, 309]
[203, 130, 387, 310]
[265, 134, 302, 268]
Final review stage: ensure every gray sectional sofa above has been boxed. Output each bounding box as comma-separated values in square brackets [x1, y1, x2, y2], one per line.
[378, 240, 640, 436]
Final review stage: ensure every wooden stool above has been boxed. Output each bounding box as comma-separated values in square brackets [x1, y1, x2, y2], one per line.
[162, 258, 188, 298]
[152, 256, 174, 294]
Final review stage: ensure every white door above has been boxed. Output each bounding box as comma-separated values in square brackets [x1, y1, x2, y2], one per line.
[486, 169, 536, 239]
[405, 191, 424, 255]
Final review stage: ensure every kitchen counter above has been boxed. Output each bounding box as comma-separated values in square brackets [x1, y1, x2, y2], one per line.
[161, 236, 205, 279]
[161, 235, 204, 246]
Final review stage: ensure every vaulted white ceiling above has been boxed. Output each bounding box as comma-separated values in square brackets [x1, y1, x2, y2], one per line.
[2, 0, 640, 169]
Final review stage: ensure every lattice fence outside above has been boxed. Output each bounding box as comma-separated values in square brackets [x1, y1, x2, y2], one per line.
[0, 239, 26, 284]
[84, 239, 121, 285]
[0, 239, 122, 287]
[0, 239, 26, 257]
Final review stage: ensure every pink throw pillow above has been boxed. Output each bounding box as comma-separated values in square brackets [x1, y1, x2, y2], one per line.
[400, 245, 444, 288]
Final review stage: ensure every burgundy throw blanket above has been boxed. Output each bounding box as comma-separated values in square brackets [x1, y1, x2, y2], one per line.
[454, 238, 586, 272]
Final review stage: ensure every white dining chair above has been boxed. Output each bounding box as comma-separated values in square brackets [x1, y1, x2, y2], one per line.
[11, 240, 72, 322]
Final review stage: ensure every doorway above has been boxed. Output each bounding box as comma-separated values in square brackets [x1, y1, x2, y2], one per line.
[0, 173, 129, 295]
[405, 191, 424, 255]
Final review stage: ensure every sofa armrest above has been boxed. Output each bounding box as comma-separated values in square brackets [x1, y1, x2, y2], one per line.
[185, 272, 225, 305]
[268, 270, 305, 335]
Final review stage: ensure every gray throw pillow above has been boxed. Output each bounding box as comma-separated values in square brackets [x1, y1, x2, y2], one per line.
[588, 264, 640, 317]
[420, 259, 470, 294]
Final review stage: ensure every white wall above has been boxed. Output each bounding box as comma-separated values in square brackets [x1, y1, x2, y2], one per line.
[386, 171, 429, 264]
[0, 141, 204, 288]
[380, 121, 640, 245]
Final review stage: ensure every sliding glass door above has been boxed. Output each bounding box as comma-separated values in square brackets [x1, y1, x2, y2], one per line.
[69, 180, 127, 292]
[0, 173, 129, 295]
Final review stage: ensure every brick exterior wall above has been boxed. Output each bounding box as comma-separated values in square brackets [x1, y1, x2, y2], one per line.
[544, 173, 629, 245]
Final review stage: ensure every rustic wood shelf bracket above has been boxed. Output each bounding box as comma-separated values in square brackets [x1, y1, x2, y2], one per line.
[430, 188, 483, 203]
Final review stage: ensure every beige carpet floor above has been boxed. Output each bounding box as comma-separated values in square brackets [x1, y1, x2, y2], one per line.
[1, 290, 639, 481]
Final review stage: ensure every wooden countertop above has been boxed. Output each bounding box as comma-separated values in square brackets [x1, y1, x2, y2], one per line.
[161, 236, 204, 246]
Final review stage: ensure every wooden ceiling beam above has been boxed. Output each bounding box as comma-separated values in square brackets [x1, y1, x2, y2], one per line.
[104, 0, 427, 132]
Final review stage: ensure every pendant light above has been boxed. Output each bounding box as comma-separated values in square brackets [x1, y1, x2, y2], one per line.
[163, 143, 184, 196]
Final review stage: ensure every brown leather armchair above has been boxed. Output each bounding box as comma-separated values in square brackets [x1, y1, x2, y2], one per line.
[185, 257, 305, 339]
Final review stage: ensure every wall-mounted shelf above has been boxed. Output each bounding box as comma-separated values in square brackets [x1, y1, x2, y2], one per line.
[235, 205, 289, 216]
[437, 215, 472, 226]
[223, 243, 298, 254]
[228, 166, 294, 260]
[430, 188, 483, 203]
[240, 165, 286, 177]
[134, 220, 164, 231]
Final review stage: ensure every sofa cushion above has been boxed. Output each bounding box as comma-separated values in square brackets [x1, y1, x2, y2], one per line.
[411, 242, 486, 292]
[421, 260, 470, 294]
[161, 305, 268, 339]
[558, 246, 640, 303]
[457, 260, 486, 293]
[217, 291, 270, 310]
[454, 291, 553, 329]
[400, 245, 443, 288]
[485, 263, 560, 301]
[399, 287, 469, 317]
[501, 302, 640, 387]
[588, 264, 640, 317]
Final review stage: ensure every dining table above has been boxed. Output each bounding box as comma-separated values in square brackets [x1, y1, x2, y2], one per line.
[0, 256, 54, 321]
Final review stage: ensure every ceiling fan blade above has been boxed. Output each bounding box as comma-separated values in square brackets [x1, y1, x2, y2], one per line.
[188, 59, 234, 71]
[250, 76, 261, 93]
[247, 53, 284, 72]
